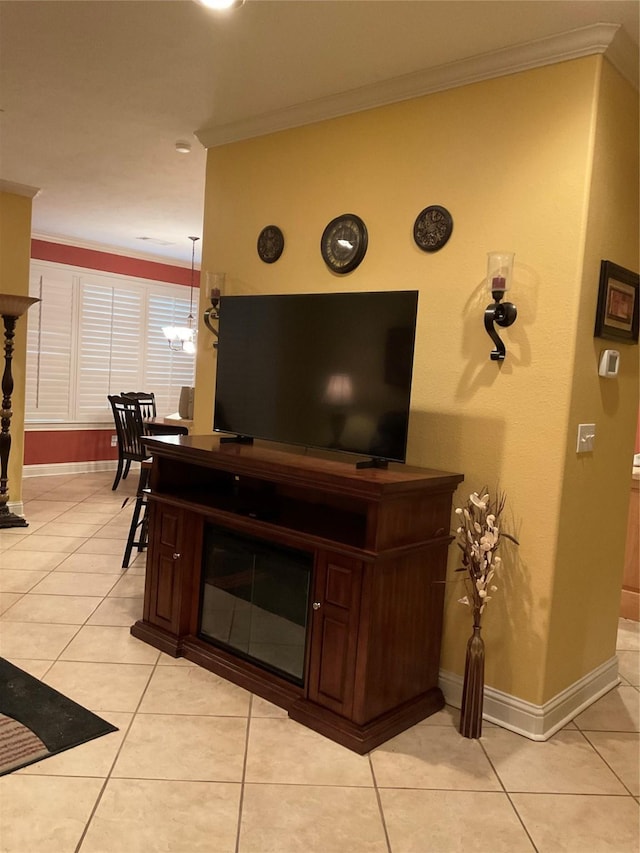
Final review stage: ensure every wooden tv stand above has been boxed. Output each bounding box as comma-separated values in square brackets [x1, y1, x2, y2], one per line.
[131, 436, 463, 753]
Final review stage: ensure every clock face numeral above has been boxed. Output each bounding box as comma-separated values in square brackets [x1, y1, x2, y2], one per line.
[257, 225, 284, 263]
[321, 214, 368, 274]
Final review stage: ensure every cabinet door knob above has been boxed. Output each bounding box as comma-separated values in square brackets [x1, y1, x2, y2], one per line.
[172, 553, 181, 560]
[312, 601, 321, 611]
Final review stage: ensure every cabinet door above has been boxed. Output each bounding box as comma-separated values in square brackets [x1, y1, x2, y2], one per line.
[144, 502, 198, 636]
[307, 552, 362, 717]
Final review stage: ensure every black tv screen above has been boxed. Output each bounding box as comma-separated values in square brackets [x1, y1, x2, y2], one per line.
[213, 290, 418, 463]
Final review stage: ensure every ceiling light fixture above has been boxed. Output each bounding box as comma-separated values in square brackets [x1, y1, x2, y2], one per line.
[175, 141, 191, 154]
[162, 236, 199, 355]
[195, 0, 245, 11]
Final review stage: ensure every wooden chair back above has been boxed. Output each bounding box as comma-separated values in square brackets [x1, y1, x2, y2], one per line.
[108, 394, 150, 489]
[121, 391, 157, 420]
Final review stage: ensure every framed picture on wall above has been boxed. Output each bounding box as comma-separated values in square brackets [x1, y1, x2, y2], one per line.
[594, 260, 639, 343]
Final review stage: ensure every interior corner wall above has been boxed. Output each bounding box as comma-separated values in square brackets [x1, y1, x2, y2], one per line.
[196, 56, 622, 706]
[0, 190, 33, 504]
[544, 58, 640, 701]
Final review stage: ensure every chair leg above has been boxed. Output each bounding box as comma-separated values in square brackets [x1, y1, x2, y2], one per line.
[122, 462, 152, 569]
[122, 493, 146, 568]
[137, 511, 149, 553]
[122, 459, 132, 481]
[112, 458, 124, 491]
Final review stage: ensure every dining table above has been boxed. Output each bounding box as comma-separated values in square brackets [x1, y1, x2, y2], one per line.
[143, 415, 192, 436]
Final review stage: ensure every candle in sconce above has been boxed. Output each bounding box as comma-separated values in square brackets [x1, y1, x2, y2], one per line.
[487, 252, 514, 296]
[206, 271, 226, 302]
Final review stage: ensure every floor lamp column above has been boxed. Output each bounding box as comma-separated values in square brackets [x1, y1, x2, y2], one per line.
[0, 294, 40, 529]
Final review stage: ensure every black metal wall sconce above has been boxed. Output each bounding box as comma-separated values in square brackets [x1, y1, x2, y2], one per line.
[203, 272, 225, 349]
[484, 252, 517, 361]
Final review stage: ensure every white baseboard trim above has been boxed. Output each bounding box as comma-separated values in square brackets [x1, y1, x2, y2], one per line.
[439, 655, 620, 740]
[7, 500, 25, 518]
[23, 461, 118, 478]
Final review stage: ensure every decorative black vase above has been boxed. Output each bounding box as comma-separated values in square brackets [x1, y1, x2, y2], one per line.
[459, 623, 485, 739]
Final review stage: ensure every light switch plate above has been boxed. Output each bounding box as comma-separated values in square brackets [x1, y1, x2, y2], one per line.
[576, 423, 596, 453]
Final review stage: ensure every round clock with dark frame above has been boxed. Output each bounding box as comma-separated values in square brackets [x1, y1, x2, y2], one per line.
[257, 225, 285, 264]
[321, 213, 368, 275]
[413, 205, 453, 252]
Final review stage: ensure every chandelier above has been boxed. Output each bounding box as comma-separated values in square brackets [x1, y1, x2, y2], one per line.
[163, 236, 199, 354]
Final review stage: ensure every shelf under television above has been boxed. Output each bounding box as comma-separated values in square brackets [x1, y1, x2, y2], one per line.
[150, 490, 370, 554]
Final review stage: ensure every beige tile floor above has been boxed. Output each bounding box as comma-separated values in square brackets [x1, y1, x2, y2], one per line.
[0, 470, 638, 853]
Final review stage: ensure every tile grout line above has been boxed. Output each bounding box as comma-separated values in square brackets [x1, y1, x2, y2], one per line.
[235, 694, 254, 853]
[478, 737, 540, 853]
[73, 645, 163, 853]
[368, 752, 393, 853]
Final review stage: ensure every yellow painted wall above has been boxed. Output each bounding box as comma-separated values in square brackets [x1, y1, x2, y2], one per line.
[194, 56, 638, 705]
[545, 60, 639, 700]
[0, 190, 34, 505]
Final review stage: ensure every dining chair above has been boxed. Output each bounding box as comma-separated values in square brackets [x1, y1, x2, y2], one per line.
[108, 394, 150, 490]
[120, 391, 157, 420]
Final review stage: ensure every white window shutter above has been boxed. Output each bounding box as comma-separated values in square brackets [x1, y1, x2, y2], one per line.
[26, 266, 74, 422]
[25, 261, 196, 426]
[76, 278, 144, 422]
[145, 290, 195, 415]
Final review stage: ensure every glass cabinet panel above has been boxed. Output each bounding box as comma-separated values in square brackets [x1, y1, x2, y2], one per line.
[199, 524, 312, 685]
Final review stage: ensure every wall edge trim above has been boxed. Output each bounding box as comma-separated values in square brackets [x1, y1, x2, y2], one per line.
[23, 461, 118, 478]
[439, 655, 620, 740]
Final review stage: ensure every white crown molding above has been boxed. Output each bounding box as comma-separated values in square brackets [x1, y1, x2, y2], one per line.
[31, 232, 194, 269]
[0, 180, 40, 199]
[197, 23, 630, 148]
[607, 23, 640, 87]
[439, 654, 619, 741]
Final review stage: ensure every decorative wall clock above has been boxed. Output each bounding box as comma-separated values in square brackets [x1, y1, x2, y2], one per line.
[321, 213, 368, 274]
[413, 205, 453, 252]
[257, 225, 285, 263]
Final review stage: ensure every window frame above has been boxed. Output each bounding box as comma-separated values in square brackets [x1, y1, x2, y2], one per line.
[26, 259, 196, 428]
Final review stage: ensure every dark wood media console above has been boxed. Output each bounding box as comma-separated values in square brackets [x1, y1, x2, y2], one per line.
[131, 435, 463, 753]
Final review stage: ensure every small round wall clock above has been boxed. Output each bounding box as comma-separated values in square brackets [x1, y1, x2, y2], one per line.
[413, 205, 453, 252]
[321, 213, 368, 274]
[257, 225, 285, 263]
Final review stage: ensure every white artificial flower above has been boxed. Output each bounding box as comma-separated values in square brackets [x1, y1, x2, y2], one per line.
[469, 492, 487, 509]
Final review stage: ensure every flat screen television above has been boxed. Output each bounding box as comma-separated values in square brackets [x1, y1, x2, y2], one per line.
[213, 290, 418, 464]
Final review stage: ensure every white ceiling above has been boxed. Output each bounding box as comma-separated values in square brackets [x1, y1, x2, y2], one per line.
[1, 0, 638, 266]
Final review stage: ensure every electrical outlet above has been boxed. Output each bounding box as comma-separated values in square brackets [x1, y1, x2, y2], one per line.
[110, 434, 118, 447]
[576, 423, 595, 453]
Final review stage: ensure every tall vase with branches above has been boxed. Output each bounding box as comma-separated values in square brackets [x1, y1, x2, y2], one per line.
[454, 489, 518, 738]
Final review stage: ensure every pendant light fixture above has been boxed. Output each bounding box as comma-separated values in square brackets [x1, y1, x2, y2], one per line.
[162, 236, 199, 354]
